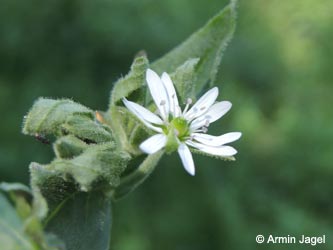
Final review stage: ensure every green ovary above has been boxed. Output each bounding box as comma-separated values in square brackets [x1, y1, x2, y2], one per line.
[170, 117, 190, 140]
[164, 117, 190, 153]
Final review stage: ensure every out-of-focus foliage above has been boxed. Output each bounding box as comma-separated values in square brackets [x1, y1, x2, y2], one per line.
[1, 0, 332, 250]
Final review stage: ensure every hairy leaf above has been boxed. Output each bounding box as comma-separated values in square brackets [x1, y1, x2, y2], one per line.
[30, 166, 111, 250]
[23, 98, 113, 144]
[45, 190, 111, 250]
[110, 56, 149, 106]
[170, 58, 200, 103]
[32, 143, 130, 192]
[53, 135, 88, 159]
[23, 98, 93, 136]
[152, 1, 236, 95]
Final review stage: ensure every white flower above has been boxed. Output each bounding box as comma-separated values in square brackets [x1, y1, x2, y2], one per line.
[123, 68, 241, 176]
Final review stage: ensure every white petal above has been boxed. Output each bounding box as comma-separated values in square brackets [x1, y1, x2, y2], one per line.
[161, 72, 179, 117]
[177, 143, 195, 176]
[192, 132, 242, 146]
[122, 98, 163, 133]
[140, 134, 167, 154]
[190, 101, 232, 130]
[123, 98, 163, 124]
[186, 140, 237, 157]
[146, 69, 170, 120]
[184, 87, 219, 121]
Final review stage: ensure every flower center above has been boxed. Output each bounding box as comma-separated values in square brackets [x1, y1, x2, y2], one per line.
[170, 117, 190, 140]
[164, 117, 190, 153]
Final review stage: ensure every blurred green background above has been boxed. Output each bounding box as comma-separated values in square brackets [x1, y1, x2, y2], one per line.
[1, 0, 332, 249]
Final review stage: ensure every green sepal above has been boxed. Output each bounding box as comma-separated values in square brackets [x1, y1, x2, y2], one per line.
[165, 129, 179, 154]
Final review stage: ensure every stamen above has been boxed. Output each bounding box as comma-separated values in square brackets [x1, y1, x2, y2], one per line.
[205, 120, 210, 127]
[196, 127, 208, 133]
[182, 98, 192, 115]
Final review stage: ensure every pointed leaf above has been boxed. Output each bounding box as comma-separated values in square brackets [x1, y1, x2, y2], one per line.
[152, 1, 236, 94]
[110, 56, 149, 106]
[23, 98, 93, 136]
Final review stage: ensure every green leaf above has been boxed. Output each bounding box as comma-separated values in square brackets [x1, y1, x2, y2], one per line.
[45, 190, 112, 250]
[0, 193, 35, 250]
[23, 98, 114, 144]
[23, 98, 93, 136]
[32, 143, 130, 192]
[113, 151, 163, 200]
[151, 1, 236, 95]
[110, 56, 149, 106]
[53, 135, 88, 159]
[61, 115, 113, 143]
[30, 167, 111, 250]
[30, 166, 113, 250]
[170, 58, 200, 103]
